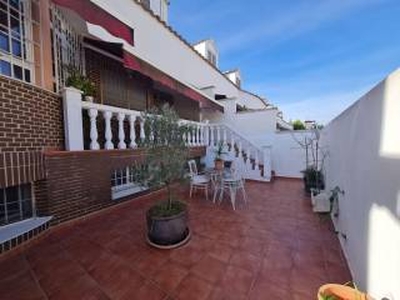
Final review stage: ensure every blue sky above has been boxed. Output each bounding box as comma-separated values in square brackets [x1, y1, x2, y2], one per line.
[169, 0, 400, 124]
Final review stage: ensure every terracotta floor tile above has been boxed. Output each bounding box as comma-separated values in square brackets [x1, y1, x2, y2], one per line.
[48, 274, 108, 300]
[207, 287, 247, 300]
[248, 279, 291, 300]
[135, 250, 170, 278]
[207, 243, 234, 263]
[190, 254, 227, 284]
[121, 281, 166, 300]
[169, 244, 205, 268]
[174, 274, 214, 300]
[0, 270, 45, 300]
[89, 255, 145, 298]
[219, 265, 254, 295]
[152, 260, 189, 294]
[229, 251, 261, 274]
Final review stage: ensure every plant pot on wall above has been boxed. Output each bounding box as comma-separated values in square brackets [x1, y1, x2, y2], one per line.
[214, 159, 224, 171]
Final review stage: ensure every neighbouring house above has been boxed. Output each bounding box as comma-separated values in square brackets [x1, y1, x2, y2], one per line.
[0, 0, 289, 252]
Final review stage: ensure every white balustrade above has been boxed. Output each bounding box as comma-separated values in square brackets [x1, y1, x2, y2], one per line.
[88, 108, 100, 150]
[210, 126, 214, 147]
[117, 113, 126, 149]
[140, 118, 145, 142]
[129, 115, 137, 148]
[223, 128, 227, 147]
[197, 125, 201, 146]
[103, 111, 113, 150]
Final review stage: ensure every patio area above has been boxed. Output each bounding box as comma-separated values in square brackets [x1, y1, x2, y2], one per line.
[0, 179, 351, 300]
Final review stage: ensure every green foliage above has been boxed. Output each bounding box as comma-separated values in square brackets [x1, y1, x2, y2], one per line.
[302, 167, 325, 192]
[292, 119, 306, 130]
[136, 105, 190, 212]
[64, 65, 96, 96]
[214, 141, 227, 160]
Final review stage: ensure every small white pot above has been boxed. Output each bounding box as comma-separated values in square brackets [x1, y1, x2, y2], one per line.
[84, 95, 94, 102]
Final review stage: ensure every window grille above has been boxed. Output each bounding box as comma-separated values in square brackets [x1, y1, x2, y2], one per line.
[49, 4, 83, 92]
[0, 184, 33, 226]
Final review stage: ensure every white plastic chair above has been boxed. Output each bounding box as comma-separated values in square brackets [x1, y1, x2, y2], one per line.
[188, 160, 210, 200]
[217, 160, 247, 210]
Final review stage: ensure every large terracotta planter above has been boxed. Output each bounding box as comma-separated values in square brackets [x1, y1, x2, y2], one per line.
[146, 202, 190, 249]
[214, 159, 224, 171]
[318, 284, 371, 300]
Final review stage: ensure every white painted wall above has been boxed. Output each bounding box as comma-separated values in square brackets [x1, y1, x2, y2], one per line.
[271, 131, 316, 178]
[321, 68, 400, 299]
[237, 89, 268, 110]
[91, 0, 239, 99]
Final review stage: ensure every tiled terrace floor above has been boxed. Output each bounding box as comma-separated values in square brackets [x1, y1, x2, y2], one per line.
[0, 179, 351, 300]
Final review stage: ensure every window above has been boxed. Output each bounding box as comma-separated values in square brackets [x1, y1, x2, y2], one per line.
[0, 0, 41, 84]
[0, 184, 33, 226]
[111, 165, 147, 200]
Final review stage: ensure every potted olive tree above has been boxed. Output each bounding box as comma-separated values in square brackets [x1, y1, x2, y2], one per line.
[137, 105, 191, 249]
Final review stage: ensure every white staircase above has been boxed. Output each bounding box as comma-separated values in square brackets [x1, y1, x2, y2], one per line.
[203, 123, 272, 182]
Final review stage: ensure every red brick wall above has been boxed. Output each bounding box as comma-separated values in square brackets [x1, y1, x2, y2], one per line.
[40, 147, 206, 224]
[0, 76, 64, 187]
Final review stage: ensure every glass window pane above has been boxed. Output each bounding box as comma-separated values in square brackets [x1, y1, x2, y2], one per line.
[0, 190, 5, 225]
[10, 17, 20, 36]
[0, 31, 9, 52]
[20, 184, 31, 200]
[0, 9, 7, 27]
[9, 0, 19, 9]
[21, 200, 32, 219]
[13, 64, 22, 79]
[5, 186, 19, 203]
[7, 201, 19, 220]
[11, 38, 21, 56]
[24, 68, 30, 82]
[0, 60, 11, 76]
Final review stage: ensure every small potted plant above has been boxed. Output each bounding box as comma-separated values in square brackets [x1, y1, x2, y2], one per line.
[82, 79, 96, 102]
[64, 65, 96, 102]
[214, 141, 227, 170]
[136, 105, 191, 249]
[302, 167, 324, 194]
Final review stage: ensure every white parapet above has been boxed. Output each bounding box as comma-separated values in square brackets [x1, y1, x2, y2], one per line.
[62, 87, 84, 151]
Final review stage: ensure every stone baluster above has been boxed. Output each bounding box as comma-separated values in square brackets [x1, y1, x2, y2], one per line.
[117, 113, 126, 149]
[238, 141, 243, 158]
[210, 125, 214, 147]
[103, 111, 113, 150]
[140, 118, 145, 142]
[187, 128, 192, 146]
[254, 150, 260, 171]
[216, 126, 221, 145]
[197, 125, 201, 146]
[246, 147, 252, 170]
[88, 108, 100, 150]
[223, 127, 227, 147]
[129, 115, 137, 148]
